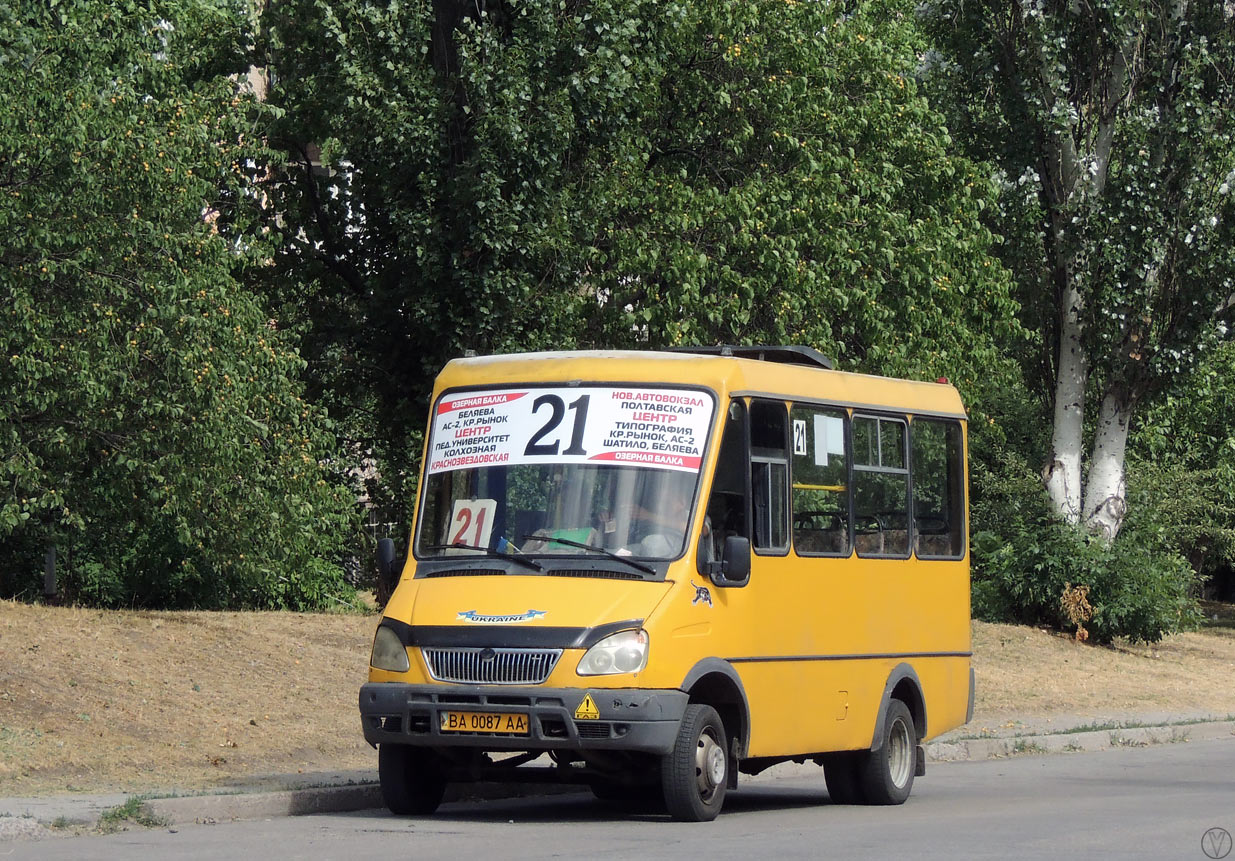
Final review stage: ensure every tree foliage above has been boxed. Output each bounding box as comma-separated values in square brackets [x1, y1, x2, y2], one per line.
[1132, 341, 1235, 598]
[261, 0, 1020, 515]
[922, 0, 1235, 539]
[0, 0, 361, 608]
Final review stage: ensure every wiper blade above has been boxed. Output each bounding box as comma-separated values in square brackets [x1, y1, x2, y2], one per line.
[422, 543, 544, 572]
[517, 534, 657, 576]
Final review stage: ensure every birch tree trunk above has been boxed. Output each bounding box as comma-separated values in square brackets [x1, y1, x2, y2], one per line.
[1083, 385, 1134, 542]
[1044, 282, 1087, 524]
[925, 0, 1235, 569]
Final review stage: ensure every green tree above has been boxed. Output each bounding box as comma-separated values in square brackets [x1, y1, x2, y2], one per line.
[1132, 340, 1235, 599]
[923, 0, 1235, 541]
[262, 0, 1020, 515]
[0, 0, 361, 608]
[582, 0, 1022, 379]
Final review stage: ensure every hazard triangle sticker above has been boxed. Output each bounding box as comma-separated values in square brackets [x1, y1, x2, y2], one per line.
[574, 693, 600, 720]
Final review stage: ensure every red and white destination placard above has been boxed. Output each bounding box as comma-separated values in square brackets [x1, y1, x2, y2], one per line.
[427, 386, 715, 475]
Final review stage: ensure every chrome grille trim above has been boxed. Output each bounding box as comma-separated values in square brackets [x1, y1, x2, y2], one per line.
[423, 647, 562, 685]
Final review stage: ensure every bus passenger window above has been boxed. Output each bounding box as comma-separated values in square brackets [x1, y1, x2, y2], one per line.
[750, 401, 789, 554]
[853, 416, 910, 557]
[790, 405, 850, 556]
[911, 419, 966, 558]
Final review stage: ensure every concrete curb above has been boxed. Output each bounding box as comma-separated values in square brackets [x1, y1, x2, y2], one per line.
[143, 784, 385, 826]
[3, 717, 1233, 835]
[140, 780, 583, 827]
[927, 719, 1235, 761]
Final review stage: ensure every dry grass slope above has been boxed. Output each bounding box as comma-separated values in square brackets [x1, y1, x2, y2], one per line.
[0, 601, 377, 796]
[1, 599, 1233, 797]
[972, 609, 1235, 718]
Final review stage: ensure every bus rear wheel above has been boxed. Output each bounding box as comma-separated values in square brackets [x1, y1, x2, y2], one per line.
[379, 744, 447, 815]
[661, 704, 728, 821]
[857, 699, 916, 805]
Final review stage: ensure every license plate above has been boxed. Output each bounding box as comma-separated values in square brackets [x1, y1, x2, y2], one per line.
[439, 711, 530, 735]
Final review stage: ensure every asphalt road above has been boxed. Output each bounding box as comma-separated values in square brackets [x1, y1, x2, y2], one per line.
[9, 738, 1235, 861]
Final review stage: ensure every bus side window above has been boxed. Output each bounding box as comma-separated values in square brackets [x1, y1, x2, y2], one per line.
[790, 405, 850, 556]
[911, 419, 966, 558]
[703, 400, 750, 563]
[853, 415, 910, 557]
[750, 400, 789, 554]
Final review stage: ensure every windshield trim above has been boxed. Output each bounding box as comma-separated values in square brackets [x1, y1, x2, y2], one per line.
[413, 555, 671, 581]
[412, 381, 720, 572]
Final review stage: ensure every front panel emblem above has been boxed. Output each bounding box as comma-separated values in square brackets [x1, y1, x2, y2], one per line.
[691, 581, 713, 607]
[457, 609, 546, 624]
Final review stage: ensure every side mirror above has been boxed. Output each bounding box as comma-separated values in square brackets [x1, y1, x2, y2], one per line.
[708, 535, 751, 588]
[376, 537, 400, 604]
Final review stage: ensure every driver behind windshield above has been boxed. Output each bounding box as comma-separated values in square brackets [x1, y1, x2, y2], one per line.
[522, 467, 696, 559]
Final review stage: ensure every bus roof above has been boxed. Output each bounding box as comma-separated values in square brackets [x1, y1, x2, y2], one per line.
[436, 349, 967, 421]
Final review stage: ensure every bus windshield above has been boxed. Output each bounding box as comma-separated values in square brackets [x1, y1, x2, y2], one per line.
[415, 385, 716, 563]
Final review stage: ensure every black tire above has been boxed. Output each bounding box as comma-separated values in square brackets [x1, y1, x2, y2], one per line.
[822, 752, 866, 804]
[661, 703, 728, 822]
[378, 744, 448, 815]
[857, 699, 917, 805]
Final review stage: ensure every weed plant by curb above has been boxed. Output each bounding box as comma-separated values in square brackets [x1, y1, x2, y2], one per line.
[96, 797, 168, 834]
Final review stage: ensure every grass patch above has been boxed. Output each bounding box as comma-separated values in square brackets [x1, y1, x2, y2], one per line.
[1062, 720, 1130, 734]
[96, 797, 168, 833]
[0, 724, 42, 753]
[946, 712, 1235, 742]
[1010, 739, 1046, 755]
[1060, 714, 1235, 735]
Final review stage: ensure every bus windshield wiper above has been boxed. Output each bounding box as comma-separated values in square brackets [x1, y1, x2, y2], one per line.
[422, 544, 544, 572]
[517, 535, 658, 576]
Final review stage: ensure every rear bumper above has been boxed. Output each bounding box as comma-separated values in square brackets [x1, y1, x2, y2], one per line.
[359, 682, 688, 755]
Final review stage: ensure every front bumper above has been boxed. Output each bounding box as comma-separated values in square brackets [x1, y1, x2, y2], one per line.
[359, 682, 689, 755]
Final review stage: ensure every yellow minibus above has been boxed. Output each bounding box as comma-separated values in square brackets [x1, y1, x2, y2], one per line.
[361, 346, 972, 821]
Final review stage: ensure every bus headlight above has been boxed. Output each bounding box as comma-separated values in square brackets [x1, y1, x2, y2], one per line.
[577, 629, 648, 676]
[370, 625, 410, 673]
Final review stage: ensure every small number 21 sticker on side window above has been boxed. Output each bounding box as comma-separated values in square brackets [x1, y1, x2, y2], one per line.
[793, 419, 808, 457]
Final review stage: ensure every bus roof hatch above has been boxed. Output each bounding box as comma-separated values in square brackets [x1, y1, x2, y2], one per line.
[667, 345, 835, 370]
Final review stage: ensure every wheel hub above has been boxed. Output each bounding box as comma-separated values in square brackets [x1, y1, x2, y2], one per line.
[888, 715, 913, 789]
[695, 731, 726, 799]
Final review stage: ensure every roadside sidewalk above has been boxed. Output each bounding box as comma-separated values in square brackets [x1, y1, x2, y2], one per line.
[2, 710, 1233, 839]
[926, 709, 1235, 760]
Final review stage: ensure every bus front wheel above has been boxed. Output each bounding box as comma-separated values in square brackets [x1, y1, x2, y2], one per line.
[379, 744, 447, 815]
[662, 704, 728, 821]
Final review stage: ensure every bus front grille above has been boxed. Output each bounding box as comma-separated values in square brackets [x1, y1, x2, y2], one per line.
[423, 647, 562, 685]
